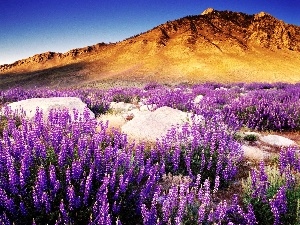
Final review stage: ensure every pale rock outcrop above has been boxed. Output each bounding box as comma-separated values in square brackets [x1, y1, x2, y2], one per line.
[109, 102, 137, 113]
[193, 95, 204, 105]
[201, 8, 214, 15]
[259, 134, 297, 147]
[97, 114, 126, 130]
[139, 104, 157, 112]
[121, 106, 204, 142]
[242, 145, 270, 160]
[3, 97, 94, 121]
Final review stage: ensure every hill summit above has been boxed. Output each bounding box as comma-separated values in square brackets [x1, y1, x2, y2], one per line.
[1, 8, 300, 89]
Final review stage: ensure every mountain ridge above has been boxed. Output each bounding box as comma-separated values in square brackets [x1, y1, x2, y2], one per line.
[1, 8, 300, 88]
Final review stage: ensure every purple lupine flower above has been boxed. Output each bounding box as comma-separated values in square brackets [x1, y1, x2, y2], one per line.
[280, 147, 298, 173]
[92, 177, 112, 225]
[141, 204, 150, 225]
[279, 148, 288, 174]
[245, 204, 258, 225]
[172, 144, 181, 171]
[258, 161, 269, 200]
[251, 161, 269, 202]
[49, 164, 60, 198]
[71, 159, 83, 181]
[34, 139, 47, 159]
[112, 200, 120, 214]
[109, 170, 117, 190]
[142, 186, 161, 225]
[67, 184, 77, 210]
[198, 179, 212, 223]
[59, 199, 69, 224]
[32, 188, 40, 210]
[184, 151, 192, 177]
[208, 200, 228, 223]
[35, 166, 47, 195]
[58, 138, 68, 168]
[175, 182, 189, 224]
[19, 148, 32, 189]
[0, 188, 15, 213]
[198, 204, 206, 223]
[0, 212, 11, 225]
[6, 153, 19, 194]
[194, 174, 202, 189]
[140, 165, 159, 202]
[201, 179, 211, 207]
[269, 186, 287, 225]
[41, 191, 51, 213]
[119, 174, 130, 194]
[65, 167, 71, 185]
[20, 201, 27, 216]
[162, 185, 178, 223]
[213, 175, 220, 194]
[83, 165, 94, 205]
[137, 166, 145, 184]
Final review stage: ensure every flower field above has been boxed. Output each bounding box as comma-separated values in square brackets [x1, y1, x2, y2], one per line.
[0, 82, 300, 224]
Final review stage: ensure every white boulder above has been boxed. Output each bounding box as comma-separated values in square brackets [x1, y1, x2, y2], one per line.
[193, 95, 204, 105]
[97, 114, 126, 130]
[259, 134, 297, 147]
[109, 102, 137, 112]
[121, 106, 204, 142]
[242, 145, 270, 161]
[139, 104, 157, 112]
[4, 97, 94, 121]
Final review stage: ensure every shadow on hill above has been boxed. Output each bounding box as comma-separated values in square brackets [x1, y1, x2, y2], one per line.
[0, 62, 89, 90]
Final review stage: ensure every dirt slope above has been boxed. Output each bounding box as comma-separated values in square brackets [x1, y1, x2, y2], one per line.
[1, 8, 300, 89]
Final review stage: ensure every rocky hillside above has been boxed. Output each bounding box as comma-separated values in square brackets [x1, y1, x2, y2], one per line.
[1, 8, 300, 89]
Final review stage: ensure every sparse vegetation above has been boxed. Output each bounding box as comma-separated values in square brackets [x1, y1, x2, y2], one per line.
[244, 134, 258, 142]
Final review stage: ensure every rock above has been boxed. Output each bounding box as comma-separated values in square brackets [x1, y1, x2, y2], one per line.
[4, 97, 94, 121]
[186, 113, 204, 125]
[259, 134, 297, 147]
[201, 8, 214, 15]
[242, 145, 270, 160]
[139, 104, 157, 111]
[215, 87, 228, 91]
[121, 106, 204, 142]
[254, 11, 269, 20]
[109, 102, 137, 113]
[97, 114, 126, 130]
[123, 108, 148, 118]
[193, 95, 204, 105]
[249, 11, 299, 51]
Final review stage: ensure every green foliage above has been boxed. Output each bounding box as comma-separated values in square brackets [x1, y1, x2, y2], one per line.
[0, 115, 21, 136]
[243, 134, 258, 142]
[166, 144, 225, 186]
[46, 147, 58, 165]
[0, 115, 7, 136]
[112, 94, 132, 103]
[237, 106, 256, 121]
[182, 203, 199, 224]
[88, 103, 108, 116]
[242, 165, 300, 225]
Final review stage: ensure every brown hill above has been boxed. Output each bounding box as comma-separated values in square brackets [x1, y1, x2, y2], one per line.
[1, 8, 300, 89]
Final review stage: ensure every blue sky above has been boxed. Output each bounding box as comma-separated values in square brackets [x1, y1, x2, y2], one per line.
[1, 0, 299, 65]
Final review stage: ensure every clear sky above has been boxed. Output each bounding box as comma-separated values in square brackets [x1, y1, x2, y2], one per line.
[1, 0, 299, 65]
